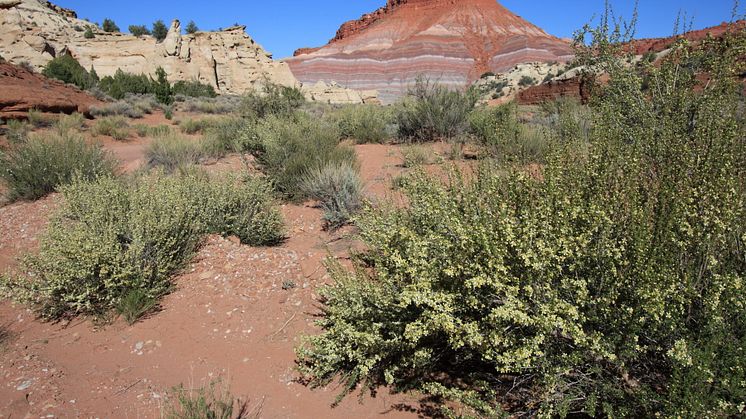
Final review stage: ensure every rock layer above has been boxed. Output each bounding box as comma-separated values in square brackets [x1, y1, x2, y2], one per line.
[0, 61, 101, 119]
[286, 0, 573, 103]
[0, 0, 297, 94]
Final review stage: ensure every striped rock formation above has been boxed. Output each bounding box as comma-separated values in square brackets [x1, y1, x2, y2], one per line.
[286, 0, 574, 103]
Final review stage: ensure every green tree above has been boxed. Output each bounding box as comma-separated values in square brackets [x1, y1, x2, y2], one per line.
[84, 26, 95, 39]
[152, 20, 168, 42]
[42, 54, 98, 90]
[185, 20, 199, 34]
[102, 18, 119, 33]
[153, 67, 173, 105]
[128, 25, 151, 37]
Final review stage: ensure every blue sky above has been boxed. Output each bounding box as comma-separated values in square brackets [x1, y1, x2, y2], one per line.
[56, 0, 742, 59]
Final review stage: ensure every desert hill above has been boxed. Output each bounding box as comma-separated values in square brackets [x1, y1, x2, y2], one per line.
[286, 0, 574, 103]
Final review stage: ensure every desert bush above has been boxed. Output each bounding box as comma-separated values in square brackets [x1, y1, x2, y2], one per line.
[400, 144, 431, 168]
[178, 117, 218, 135]
[469, 104, 554, 164]
[54, 113, 86, 135]
[42, 54, 98, 90]
[128, 25, 150, 37]
[102, 18, 119, 33]
[177, 96, 239, 114]
[201, 117, 258, 157]
[164, 380, 247, 419]
[98, 69, 154, 99]
[84, 27, 94, 39]
[396, 78, 477, 141]
[126, 94, 160, 114]
[0, 173, 283, 321]
[253, 113, 355, 201]
[301, 161, 363, 229]
[518, 75, 537, 87]
[90, 101, 143, 118]
[538, 97, 593, 144]
[5, 119, 30, 143]
[184, 21, 199, 35]
[296, 23, 746, 418]
[152, 20, 168, 42]
[329, 104, 394, 144]
[91, 116, 130, 140]
[145, 132, 203, 172]
[27, 109, 55, 128]
[0, 132, 116, 201]
[240, 82, 305, 119]
[172, 80, 217, 98]
[196, 175, 285, 246]
[153, 67, 173, 105]
[116, 289, 158, 325]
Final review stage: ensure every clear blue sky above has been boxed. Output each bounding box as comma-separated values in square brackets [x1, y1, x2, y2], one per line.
[56, 0, 742, 59]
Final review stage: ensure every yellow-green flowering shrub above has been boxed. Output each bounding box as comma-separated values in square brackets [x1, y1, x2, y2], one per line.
[297, 26, 746, 417]
[2, 173, 283, 320]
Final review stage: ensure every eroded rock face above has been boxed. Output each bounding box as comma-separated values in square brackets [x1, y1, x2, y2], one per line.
[0, 61, 101, 119]
[286, 0, 573, 103]
[0, 0, 297, 95]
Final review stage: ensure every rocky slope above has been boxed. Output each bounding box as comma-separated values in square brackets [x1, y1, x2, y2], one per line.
[0, 0, 296, 95]
[0, 60, 101, 119]
[286, 0, 573, 103]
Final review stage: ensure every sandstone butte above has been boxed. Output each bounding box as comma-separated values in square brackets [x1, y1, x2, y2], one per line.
[0, 0, 295, 95]
[285, 0, 574, 103]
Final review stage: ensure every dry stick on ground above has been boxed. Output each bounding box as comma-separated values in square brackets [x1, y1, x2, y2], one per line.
[113, 378, 143, 396]
[266, 312, 297, 340]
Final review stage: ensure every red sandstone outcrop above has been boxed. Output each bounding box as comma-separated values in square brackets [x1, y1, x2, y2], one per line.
[517, 21, 746, 105]
[286, 0, 573, 103]
[0, 61, 101, 119]
[517, 74, 594, 105]
[629, 20, 745, 55]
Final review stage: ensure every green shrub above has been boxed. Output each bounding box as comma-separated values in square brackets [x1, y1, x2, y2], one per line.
[164, 380, 245, 419]
[401, 144, 430, 168]
[329, 104, 394, 144]
[1, 173, 283, 320]
[240, 82, 305, 119]
[145, 133, 203, 172]
[297, 25, 746, 418]
[518, 75, 537, 87]
[116, 289, 158, 324]
[184, 21, 199, 35]
[54, 113, 86, 135]
[27, 109, 55, 128]
[469, 104, 553, 164]
[42, 54, 98, 90]
[0, 132, 117, 201]
[253, 113, 355, 201]
[98, 69, 154, 99]
[199, 117, 258, 158]
[84, 27, 94, 39]
[178, 117, 217, 135]
[5, 119, 30, 143]
[91, 116, 129, 140]
[128, 25, 151, 37]
[301, 161, 363, 229]
[396, 78, 477, 142]
[153, 67, 173, 105]
[90, 101, 144, 119]
[152, 20, 168, 42]
[196, 175, 285, 246]
[177, 96, 238, 114]
[102, 18, 119, 33]
[172, 80, 217, 98]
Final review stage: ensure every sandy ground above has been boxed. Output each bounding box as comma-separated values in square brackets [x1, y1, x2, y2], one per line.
[0, 111, 453, 418]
